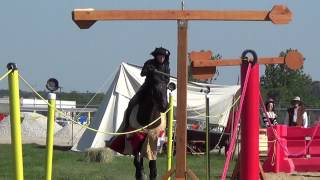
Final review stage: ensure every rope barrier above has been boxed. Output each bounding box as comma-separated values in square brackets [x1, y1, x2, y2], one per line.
[270, 140, 277, 166]
[19, 74, 171, 135]
[0, 69, 12, 81]
[221, 63, 253, 180]
[75, 68, 118, 120]
[213, 126, 227, 150]
[187, 95, 240, 119]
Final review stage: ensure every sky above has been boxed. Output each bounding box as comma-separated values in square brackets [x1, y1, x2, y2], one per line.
[0, 0, 319, 92]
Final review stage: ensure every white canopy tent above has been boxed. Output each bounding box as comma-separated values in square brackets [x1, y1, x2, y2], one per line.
[72, 63, 240, 151]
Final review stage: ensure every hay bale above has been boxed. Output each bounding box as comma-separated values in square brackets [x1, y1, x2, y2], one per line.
[85, 148, 114, 163]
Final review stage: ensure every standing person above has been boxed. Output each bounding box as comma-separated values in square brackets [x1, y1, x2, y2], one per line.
[262, 98, 278, 127]
[108, 47, 170, 180]
[284, 96, 308, 128]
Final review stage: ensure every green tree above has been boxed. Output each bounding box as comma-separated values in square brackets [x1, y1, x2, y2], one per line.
[311, 81, 320, 99]
[260, 49, 320, 107]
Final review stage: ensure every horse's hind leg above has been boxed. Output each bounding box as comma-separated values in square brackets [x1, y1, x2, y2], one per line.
[149, 160, 157, 180]
[134, 153, 146, 180]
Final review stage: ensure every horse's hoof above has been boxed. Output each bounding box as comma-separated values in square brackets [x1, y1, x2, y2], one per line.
[136, 174, 147, 180]
[135, 172, 147, 180]
[149, 176, 157, 180]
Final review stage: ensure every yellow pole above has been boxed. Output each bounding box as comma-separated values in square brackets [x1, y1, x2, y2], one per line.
[167, 92, 174, 180]
[7, 63, 24, 180]
[45, 93, 56, 180]
[88, 112, 91, 124]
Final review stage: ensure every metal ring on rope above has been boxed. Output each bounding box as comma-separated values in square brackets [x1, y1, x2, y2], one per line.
[241, 49, 258, 65]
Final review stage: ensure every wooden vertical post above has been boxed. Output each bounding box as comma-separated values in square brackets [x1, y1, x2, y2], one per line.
[176, 20, 188, 180]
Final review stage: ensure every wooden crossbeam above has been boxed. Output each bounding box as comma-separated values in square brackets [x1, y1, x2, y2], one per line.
[73, 10, 272, 21]
[72, 5, 292, 29]
[191, 51, 304, 70]
[192, 57, 284, 67]
[190, 50, 303, 80]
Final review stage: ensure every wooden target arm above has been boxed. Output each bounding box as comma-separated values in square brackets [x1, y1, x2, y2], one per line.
[192, 51, 304, 70]
[192, 57, 284, 67]
[72, 5, 292, 29]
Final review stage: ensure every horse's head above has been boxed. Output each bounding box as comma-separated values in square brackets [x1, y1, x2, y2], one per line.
[132, 83, 168, 128]
[151, 83, 168, 113]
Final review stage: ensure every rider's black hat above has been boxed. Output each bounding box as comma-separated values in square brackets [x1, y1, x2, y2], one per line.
[151, 47, 170, 57]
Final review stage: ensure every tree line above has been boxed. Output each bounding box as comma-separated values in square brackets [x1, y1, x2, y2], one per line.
[0, 90, 105, 107]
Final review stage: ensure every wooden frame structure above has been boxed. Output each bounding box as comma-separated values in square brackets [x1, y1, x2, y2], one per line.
[190, 49, 303, 180]
[72, 5, 292, 180]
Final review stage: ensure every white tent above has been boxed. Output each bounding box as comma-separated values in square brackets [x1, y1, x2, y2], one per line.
[72, 63, 240, 151]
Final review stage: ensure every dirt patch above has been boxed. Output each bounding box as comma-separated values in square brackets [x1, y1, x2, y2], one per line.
[266, 172, 320, 180]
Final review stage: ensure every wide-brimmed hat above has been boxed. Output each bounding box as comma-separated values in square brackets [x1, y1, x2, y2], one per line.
[151, 47, 170, 57]
[292, 96, 301, 102]
[266, 98, 274, 103]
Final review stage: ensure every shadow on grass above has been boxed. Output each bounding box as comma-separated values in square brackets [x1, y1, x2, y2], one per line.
[35, 144, 72, 151]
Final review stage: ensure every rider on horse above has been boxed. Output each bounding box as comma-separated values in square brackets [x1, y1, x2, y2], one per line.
[108, 47, 170, 180]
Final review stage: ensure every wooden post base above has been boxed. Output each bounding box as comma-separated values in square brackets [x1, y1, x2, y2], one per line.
[162, 168, 199, 180]
[231, 160, 266, 180]
[162, 168, 175, 180]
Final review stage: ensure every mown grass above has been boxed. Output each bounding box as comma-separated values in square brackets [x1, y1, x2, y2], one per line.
[0, 144, 235, 180]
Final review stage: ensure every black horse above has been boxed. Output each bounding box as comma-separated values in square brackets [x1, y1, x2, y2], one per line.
[128, 82, 168, 128]
[109, 47, 171, 180]
[127, 81, 168, 180]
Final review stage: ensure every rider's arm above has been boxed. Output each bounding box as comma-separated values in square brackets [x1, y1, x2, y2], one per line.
[141, 60, 155, 77]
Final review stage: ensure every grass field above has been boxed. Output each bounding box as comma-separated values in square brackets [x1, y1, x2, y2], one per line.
[0, 144, 235, 180]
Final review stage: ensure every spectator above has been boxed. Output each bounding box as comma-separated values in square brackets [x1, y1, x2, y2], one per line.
[262, 98, 278, 127]
[284, 96, 308, 128]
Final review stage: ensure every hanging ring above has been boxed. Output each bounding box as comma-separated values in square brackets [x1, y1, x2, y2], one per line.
[241, 49, 258, 65]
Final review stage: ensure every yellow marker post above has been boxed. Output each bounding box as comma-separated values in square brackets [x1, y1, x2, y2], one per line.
[167, 92, 174, 180]
[45, 93, 56, 180]
[88, 112, 91, 124]
[7, 63, 24, 180]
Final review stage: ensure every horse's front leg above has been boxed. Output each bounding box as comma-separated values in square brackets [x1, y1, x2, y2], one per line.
[149, 160, 157, 180]
[134, 153, 146, 180]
